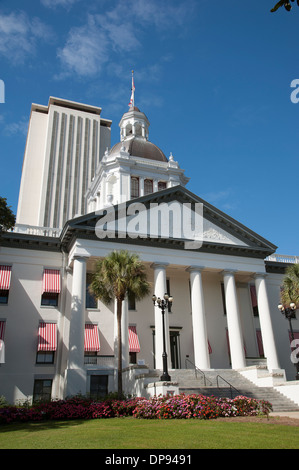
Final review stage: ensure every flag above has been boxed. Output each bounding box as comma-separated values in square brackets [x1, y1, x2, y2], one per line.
[128, 70, 135, 108]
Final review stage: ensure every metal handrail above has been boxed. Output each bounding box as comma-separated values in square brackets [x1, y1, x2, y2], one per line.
[185, 358, 213, 386]
[216, 375, 241, 399]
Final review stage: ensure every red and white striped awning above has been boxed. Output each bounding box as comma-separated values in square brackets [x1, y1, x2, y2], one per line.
[129, 325, 140, 353]
[84, 324, 100, 352]
[37, 322, 57, 351]
[42, 269, 61, 294]
[0, 265, 12, 290]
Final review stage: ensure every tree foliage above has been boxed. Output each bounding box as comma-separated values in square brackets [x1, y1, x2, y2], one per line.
[281, 264, 299, 307]
[90, 250, 150, 398]
[271, 0, 299, 12]
[0, 197, 15, 231]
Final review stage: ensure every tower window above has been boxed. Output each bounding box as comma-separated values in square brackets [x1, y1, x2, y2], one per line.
[131, 177, 139, 198]
[158, 181, 167, 191]
[144, 179, 153, 196]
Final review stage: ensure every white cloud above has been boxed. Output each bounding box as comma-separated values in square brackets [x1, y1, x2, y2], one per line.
[0, 11, 54, 64]
[41, 0, 80, 8]
[4, 117, 28, 136]
[57, 17, 109, 77]
[128, 0, 193, 29]
[57, 0, 194, 78]
[202, 189, 237, 212]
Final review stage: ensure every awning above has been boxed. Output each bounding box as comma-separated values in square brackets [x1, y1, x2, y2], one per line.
[0, 265, 12, 290]
[84, 324, 100, 352]
[128, 325, 140, 353]
[37, 322, 57, 351]
[42, 269, 61, 294]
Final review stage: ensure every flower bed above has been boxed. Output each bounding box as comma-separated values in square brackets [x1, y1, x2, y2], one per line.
[132, 394, 272, 419]
[0, 394, 272, 424]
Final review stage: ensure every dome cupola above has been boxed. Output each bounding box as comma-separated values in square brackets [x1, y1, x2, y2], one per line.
[85, 72, 189, 212]
[116, 71, 167, 162]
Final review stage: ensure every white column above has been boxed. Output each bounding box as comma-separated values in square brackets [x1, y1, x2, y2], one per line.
[151, 262, 170, 370]
[187, 266, 210, 369]
[140, 177, 145, 197]
[254, 273, 280, 371]
[223, 270, 246, 369]
[65, 256, 88, 397]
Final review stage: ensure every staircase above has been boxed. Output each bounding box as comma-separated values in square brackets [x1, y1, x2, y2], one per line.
[151, 368, 299, 412]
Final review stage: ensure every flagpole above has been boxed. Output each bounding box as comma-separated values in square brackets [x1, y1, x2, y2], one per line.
[129, 70, 135, 108]
[132, 70, 135, 107]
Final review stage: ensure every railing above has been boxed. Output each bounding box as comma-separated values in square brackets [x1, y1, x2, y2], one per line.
[84, 355, 115, 368]
[12, 224, 62, 238]
[216, 375, 241, 399]
[185, 358, 213, 386]
[265, 254, 299, 264]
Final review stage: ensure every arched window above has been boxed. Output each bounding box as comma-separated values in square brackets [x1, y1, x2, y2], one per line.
[131, 176, 139, 198]
[144, 179, 153, 196]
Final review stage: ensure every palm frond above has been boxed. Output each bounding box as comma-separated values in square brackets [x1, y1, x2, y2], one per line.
[280, 264, 299, 306]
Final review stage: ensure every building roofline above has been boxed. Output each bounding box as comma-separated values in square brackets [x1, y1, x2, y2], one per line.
[30, 97, 112, 126]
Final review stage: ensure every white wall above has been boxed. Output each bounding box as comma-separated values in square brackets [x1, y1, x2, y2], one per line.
[1, 241, 296, 403]
[0, 248, 63, 403]
[16, 110, 48, 226]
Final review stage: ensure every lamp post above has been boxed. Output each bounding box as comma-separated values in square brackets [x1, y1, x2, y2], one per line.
[278, 302, 299, 380]
[152, 293, 173, 382]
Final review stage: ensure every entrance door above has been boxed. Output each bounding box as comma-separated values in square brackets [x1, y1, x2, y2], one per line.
[170, 331, 181, 369]
[152, 329, 181, 369]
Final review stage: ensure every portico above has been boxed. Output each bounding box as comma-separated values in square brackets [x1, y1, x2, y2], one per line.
[63, 204, 281, 397]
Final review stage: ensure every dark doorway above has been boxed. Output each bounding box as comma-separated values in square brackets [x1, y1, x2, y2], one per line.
[90, 375, 108, 399]
[170, 331, 181, 369]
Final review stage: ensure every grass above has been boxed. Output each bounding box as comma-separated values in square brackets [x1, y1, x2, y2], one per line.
[0, 417, 299, 449]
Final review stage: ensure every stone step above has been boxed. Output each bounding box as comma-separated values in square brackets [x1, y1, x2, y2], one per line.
[149, 368, 299, 412]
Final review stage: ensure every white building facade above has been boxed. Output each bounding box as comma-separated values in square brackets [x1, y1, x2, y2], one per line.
[0, 96, 298, 404]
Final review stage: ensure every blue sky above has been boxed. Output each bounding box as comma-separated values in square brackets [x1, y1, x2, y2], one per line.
[0, 0, 298, 256]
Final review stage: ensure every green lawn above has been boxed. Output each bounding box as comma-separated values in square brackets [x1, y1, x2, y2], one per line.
[0, 417, 298, 449]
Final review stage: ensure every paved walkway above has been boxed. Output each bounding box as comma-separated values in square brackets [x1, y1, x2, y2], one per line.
[270, 412, 299, 419]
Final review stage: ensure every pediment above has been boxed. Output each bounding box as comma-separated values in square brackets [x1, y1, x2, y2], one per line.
[62, 185, 277, 258]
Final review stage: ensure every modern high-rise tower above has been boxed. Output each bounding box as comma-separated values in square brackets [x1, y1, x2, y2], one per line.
[16, 97, 112, 229]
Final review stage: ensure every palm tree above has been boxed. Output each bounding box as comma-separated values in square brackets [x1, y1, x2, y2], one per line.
[90, 250, 150, 398]
[281, 264, 299, 307]
[271, 0, 299, 12]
